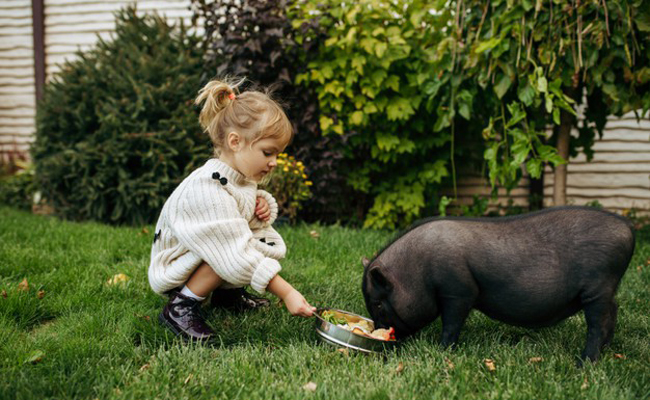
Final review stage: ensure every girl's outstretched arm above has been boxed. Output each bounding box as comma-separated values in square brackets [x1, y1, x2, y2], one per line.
[267, 275, 315, 317]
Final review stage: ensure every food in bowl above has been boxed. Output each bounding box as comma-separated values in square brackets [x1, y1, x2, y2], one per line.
[321, 310, 396, 341]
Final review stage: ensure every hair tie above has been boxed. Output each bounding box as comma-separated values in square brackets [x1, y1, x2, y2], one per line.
[228, 92, 236, 100]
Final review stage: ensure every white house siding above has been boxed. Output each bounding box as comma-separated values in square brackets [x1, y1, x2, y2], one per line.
[0, 0, 194, 162]
[544, 112, 650, 215]
[44, 0, 195, 79]
[444, 174, 531, 214]
[447, 112, 650, 216]
[0, 0, 34, 162]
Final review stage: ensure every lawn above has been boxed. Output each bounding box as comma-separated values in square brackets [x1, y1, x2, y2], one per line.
[1, 205, 648, 400]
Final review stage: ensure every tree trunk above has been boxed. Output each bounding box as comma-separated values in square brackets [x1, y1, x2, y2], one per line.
[553, 110, 573, 206]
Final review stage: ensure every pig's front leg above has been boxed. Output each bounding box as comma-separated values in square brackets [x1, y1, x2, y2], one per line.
[439, 296, 474, 348]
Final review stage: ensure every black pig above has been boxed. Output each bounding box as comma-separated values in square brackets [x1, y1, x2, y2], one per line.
[362, 206, 635, 363]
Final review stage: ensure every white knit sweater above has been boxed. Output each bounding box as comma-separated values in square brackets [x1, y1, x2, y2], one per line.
[148, 158, 287, 295]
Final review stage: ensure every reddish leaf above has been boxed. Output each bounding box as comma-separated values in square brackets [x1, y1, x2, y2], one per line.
[395, 362, 404, 374]
[17, 279, 29, 292]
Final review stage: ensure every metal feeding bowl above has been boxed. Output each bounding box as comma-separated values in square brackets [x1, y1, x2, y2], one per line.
[314, 308, 398, 353]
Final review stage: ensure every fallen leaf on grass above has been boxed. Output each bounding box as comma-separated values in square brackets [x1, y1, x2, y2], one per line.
[139, 363, 150, 372]
[614, 353, 626, 360]
[336, 348, 349, 356]
[107, 273, 129, 285]
[528, 357, 543, 363]
[581, 376, 589, 390]
[141, 227, 150, 235]
[134, 313, 151, 322]
[302, 382, 317, 392]
[2, 290, 6, 298]
[445, 357, 455, 370]
[184, 374, 193, 385]
[25, 350, 45, 364]
[37, 290, 45, 299]
[17, 279, 29, 292]
[395, 362, 404, 374]
[309, 230, 320, 239]
[483, 359, 496, 372]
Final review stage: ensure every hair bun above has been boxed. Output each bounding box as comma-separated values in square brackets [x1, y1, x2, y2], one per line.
[195, 78, 244, 130]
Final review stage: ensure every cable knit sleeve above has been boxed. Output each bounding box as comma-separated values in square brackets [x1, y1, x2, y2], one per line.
[168, 178, 281, 294]
[251, 225, 287, 260]
[248, 189, 279, 230]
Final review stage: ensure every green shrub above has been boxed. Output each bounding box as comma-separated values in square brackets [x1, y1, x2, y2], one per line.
[259, 153, 312, 221]
[31, 7, 208, 225]
[0, 153, 35, 211]
[292, 0, 488, 229]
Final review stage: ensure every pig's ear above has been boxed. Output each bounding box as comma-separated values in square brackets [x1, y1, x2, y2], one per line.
[362, 257, 370, 268]
[369, 265, 391, 289]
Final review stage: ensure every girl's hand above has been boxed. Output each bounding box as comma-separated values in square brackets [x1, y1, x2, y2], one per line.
[283, 289, 316, 317]
[255, 196, 271, 222]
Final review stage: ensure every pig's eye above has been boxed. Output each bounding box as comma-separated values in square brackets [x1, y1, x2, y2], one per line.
[375, 303, 382, 310]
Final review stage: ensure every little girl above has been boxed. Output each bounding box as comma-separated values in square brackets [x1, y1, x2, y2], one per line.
[149, 78, 315, 341]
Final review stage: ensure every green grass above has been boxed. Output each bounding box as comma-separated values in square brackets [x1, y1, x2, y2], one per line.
[1, 205, 649, 400]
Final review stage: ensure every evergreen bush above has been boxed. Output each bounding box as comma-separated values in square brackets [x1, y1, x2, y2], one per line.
[31, 8, 208, 225]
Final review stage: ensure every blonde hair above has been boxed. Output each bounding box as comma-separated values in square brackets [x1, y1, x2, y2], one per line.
[195, 77, 294, 156]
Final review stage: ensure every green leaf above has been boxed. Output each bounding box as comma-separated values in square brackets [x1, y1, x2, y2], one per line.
[424, 79, 443, 99]
[419, 160, 448, 184]
[352, 55, 366, 74]
[319, 116, 333, 131]
[545, 94, 553, 114]
[385, 75, 400, 92]
[371, 70, 388, 87]
[24, 350, 45, 364]
[438, 195, 452, 217]
[526, 158, 542, 178]
[350, 111, 364, 125]
[376, 132, 400, 151]
[517, 83, 536, 106]
[386, 97, 415, 121]
[433, 110, 451, 132]
[494, 74, 512, 99]
[375, 42, 388, 58]
[506, 102, 526, 127]
[537, 75, 548, 93]
[325, 37, 338, 47]
[511, 140, 530, 166]
[363, 102, 378, 114]
[475, 37, 502, 54]
[522, 0, 534, 11]
[457, 90, 473, 120]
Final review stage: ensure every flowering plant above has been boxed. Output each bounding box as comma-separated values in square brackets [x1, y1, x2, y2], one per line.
[261, 153, 312, 221]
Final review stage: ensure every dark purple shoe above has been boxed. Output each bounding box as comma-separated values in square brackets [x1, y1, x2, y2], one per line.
[159, 291, 215, 342]
[210, 287, 270, 312]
